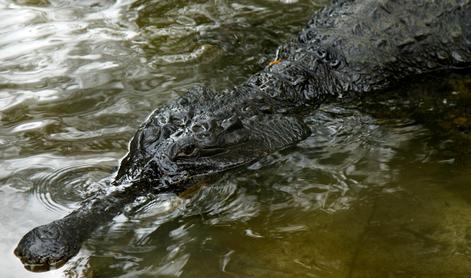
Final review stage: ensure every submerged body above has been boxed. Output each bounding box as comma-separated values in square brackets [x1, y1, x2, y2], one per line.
[15, 0, 471, 270]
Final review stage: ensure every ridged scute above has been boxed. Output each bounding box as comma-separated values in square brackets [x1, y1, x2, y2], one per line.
[297, 0, 471, 93]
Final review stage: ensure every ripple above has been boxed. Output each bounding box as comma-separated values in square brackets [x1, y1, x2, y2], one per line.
[241, 104, 426, 215]
[154, 253, 190, 277]
[149, 44, 210, 65]
[186, 180, 260, 224]
[0, 152, 119, 186]
[0, 0, 140, 92]
[125, 193, 186, 219]
[0, 89, 60, 111]
[49, 126, 133, 141]
[11, 119, 56, 133]
[31, 164, 113, 212]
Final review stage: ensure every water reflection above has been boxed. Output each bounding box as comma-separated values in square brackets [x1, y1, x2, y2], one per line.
[1, 0, 471, 277]
[65, 101, 433, 277]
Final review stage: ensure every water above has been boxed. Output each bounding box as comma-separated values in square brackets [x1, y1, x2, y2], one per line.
[1, 0, 471, 277]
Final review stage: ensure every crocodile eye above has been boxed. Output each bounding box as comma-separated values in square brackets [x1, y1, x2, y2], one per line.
[176, 144, 198, 158]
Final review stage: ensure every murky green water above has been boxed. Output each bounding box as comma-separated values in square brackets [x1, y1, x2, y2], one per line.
[1, 0, 471, 277]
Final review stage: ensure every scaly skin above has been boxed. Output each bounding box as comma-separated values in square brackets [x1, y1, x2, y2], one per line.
[15, 0, 471, 271]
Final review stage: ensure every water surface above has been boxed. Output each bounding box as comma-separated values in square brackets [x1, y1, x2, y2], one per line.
[1, 0, 471, 277]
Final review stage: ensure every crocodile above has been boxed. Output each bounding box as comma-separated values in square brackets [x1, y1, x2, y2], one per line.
[14, 0, 471, 271]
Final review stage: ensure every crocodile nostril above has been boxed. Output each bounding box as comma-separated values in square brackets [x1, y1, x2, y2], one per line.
[316, 49, 327, 59]
[330, 59, 341, 68]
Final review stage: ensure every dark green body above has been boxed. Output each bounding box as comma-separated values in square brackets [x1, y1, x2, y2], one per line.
[15, 0, 471, 270]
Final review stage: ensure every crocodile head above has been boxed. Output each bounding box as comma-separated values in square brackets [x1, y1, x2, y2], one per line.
[116, 104, 310, 190]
